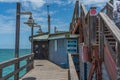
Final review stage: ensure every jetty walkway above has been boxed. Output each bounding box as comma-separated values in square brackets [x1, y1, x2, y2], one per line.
[20, 60, 68, 80]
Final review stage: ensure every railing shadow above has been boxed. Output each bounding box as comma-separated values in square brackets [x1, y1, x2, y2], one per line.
[22, 77, 36, 80]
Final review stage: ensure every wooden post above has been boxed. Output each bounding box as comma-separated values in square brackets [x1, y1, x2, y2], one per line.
[31, 26, 34, 53]
[26, 58, 31, 72]
[79, 43, 84, 80]
[15, 2, 20, 80]
[0, 69, 2, 79]
[88, 7, 97, 59]
[89, 7, 96, 44]
[76, 0, 79, 21]
[116, 42, 120, 80]
[99, 17, 104, 61]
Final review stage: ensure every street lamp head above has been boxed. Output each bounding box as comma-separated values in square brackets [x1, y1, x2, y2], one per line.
[36, 25, 43, 34]
[24, 15, 36, 27]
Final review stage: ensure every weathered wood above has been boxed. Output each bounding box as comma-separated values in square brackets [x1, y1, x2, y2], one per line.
[0, 54, 33, 68]
[88, 7, 97, 57]
[0, 54, 33, 80]
[106, 2, 113, 10]
[0, 58, 17, 68]
[68, 54, 79, 80]
[0, 69, 2, 79]
[99, 12, 120, 43]
[89, 11, 96, 44]
[116, 42, 120, 80]
[26, 56, 34, 72]
[104, 42, 116, 80]
[0, 62, 33, 80]
[81, 4, 88, 16]
[18, 53, 34, 61]
[79, 43, 87, 80]
[70, 0, 79, 32]
[99, 17, 104, 61]
[100, 6, 106, 12]
[21, 60, 68, 80]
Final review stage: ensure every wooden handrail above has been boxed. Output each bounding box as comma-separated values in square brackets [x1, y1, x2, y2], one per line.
[99, 12, 120, 42]
[68, 54, 79, 80]
[99, 12, 120, 80]
[81, 4, 88, 17]
[0, 54, 34, 80]
[106, 2, 113, 10]
[70, 0, 79, 33]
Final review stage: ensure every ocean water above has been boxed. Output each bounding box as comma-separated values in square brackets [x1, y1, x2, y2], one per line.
[0, 49, 31, 80]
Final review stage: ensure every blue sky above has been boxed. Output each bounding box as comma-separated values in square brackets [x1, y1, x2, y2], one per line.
[0, 0, 109, 49]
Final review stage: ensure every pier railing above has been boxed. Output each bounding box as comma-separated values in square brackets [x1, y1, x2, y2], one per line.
[101, 2, 113, 20]
[0, 54, 34, 80]
[70, 0, 79, 33]
[68, 54, 79, 80]
[99, 12, 120, 80]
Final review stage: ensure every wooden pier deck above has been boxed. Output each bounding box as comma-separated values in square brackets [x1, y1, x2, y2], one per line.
[20, 60, 68, 80]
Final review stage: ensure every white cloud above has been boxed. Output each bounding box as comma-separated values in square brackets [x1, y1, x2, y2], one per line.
[0, 0, 110, 34]
[80, 0, 109, 5]
[0, 0, 46, 10]
[0, 15, 15, 34]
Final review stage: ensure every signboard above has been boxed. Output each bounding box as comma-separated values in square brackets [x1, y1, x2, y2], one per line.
[90, 8, 97, 16]
[113, 0, 120, 24]
[67, 40, 77, 53]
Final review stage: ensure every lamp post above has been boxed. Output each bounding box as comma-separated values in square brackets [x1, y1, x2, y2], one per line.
[15, 2, 34, 80]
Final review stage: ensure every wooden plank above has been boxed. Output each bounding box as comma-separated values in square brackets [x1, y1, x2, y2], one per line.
[104, 43, 116, 80]
[0, 54, 33, 69]
[0, 58, 18, 68]
[106, 2, 113, 10]
[18, 54, 34, 61]
[99, 12, 120, 43]
[20, 60, 68, 80]
[68, 54, 79, 80]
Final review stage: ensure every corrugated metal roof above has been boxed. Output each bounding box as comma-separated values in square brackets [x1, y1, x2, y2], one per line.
[33, 32, 79, 41]
[33, 34, 49, 41]
[48, 34, 79, 40]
